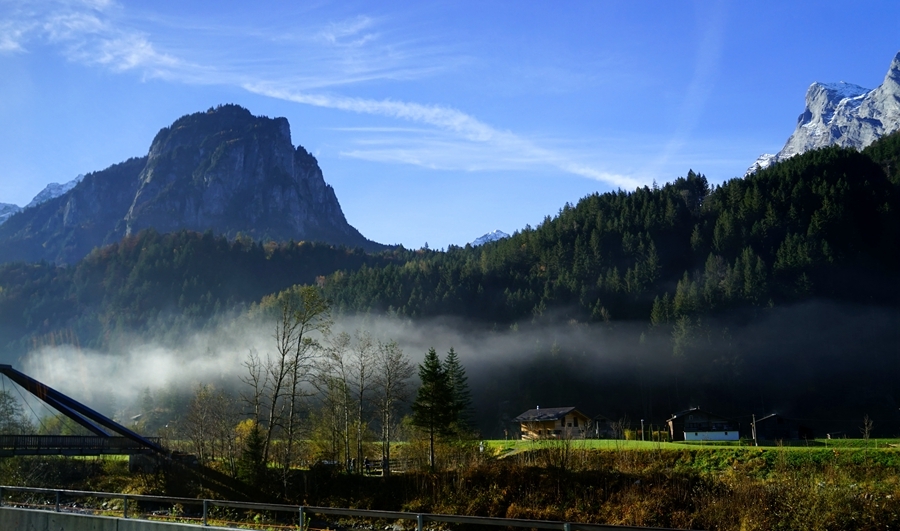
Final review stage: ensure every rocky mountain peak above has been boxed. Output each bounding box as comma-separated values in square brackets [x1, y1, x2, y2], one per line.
[472, 230, 510, 246]
[25, 174, 85, 210]
[884, 51, 900, 86]
[749, 51, 900, 174]
[0, 104, 380, 264]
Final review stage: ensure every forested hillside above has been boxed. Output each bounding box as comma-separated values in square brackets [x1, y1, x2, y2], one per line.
[0, 230, 404, 358]
[321, 139, 900, 324]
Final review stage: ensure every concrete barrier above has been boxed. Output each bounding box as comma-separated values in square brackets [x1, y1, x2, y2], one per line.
[0, 507, 229, 530]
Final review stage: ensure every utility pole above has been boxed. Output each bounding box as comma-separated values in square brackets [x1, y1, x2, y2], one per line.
[752, 414, 757, 447]
[640, 419, 645, 441]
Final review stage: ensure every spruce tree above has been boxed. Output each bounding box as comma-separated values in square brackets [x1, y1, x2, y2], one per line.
[411, 348, 453, 469]
[442, 347, 473, 436]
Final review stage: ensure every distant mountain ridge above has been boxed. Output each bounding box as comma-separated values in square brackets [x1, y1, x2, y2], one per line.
[25, 174, 85, 210]
[0, 105, 381, 264]
[0, 174, 84, 226]
[0, 203, 19, 225]
[750, 51, 900, 173]
[472, 230, 509, 246]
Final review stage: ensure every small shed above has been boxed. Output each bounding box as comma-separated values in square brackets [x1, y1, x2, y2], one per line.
[753, 413, 813, 442]
[513, 407, 589, 440]
[591, 414, 618, 439]
[666, 407, 739, 442]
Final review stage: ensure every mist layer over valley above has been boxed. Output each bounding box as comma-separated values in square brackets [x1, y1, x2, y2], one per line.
[7, 295, 898, 440]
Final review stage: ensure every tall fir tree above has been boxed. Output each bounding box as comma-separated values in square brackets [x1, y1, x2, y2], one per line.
[442, 347, 473, 437]
[411, 348, 453, 469]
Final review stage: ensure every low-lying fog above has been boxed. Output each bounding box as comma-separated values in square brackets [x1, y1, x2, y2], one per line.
[11, 300, 900, 438]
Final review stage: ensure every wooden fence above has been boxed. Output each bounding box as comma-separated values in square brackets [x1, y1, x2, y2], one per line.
[0, 436, 161, 456]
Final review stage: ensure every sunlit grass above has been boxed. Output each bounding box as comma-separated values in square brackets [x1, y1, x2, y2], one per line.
[484, 437, 900, 454]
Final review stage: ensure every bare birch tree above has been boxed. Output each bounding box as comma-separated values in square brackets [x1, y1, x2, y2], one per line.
[242, 285, 330, 478]
[315, 329, 375, 473]
[349, 330, 376, 472]
[316, 330, 353, 472]
[185, 384, 241, 476]
[372, 339, 413, 476]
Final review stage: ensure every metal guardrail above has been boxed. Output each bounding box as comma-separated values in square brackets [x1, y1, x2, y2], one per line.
[0, 435, 161, 456]
[0, 485, 688, 531]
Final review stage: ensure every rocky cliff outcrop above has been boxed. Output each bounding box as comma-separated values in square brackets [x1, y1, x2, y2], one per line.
[0, 105, 380, 264]
[750, 52, 900, 173]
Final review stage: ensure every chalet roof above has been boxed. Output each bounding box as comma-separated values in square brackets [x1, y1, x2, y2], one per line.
[755, 413, 801, 424]
[513, 407, 587, 422]
[666, 407, 730, 422]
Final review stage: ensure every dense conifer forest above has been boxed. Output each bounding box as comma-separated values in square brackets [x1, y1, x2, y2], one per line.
[320, 141, 900, 322]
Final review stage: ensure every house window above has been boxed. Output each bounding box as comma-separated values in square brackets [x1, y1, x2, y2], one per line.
[567, 422, 572, 427]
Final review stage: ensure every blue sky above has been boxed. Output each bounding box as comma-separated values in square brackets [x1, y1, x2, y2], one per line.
[1, 1, 899, 248]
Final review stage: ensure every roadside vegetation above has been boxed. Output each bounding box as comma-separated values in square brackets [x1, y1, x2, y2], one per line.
[3, 440, 900, 530]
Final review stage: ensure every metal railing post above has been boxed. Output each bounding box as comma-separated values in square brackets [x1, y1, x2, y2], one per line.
[0, 486, 4, 507]
[417, 513, 424, 531]
[564, 522, 572, 531]
[55, 490, 60, 512]
[203, 499, 209, 526]
[299, 506, 305, 530]
[123, 497, 129, 518]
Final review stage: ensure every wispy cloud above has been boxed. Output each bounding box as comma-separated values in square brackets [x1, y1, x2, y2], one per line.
[246, 83, 642, 189]
[318, 14, 377, 47]
[646, 0, 727, 176]
[2, 1, 192, 77]
[0, 20, 31, 52]
[1, 0, 643, 190]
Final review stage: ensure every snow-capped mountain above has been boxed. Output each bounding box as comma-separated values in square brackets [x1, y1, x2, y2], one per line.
[749, 51, 900, 173]
[472, 230, 509, 246]
[0, 174, 85, 227]
[25, 174, 84, 209]
[0, 203, 21, 225]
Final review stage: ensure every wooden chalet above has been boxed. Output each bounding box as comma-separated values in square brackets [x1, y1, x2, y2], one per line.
[666, 407, 739, 442]
[513, 406, 589, 440]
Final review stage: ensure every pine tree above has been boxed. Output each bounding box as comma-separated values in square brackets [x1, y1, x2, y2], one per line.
[411, 348, 453, 469]
[442, 347, 473, 436]
[237, 425, 265, 487]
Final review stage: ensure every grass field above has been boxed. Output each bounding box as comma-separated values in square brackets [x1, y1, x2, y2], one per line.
[487, 437, 900, 453]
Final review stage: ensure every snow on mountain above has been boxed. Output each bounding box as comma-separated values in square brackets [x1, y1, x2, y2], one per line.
[749, 51, 900, 174]
[24, 174, 84, 210]
[472, 229, 509, 246]
[0, 203, 21, 225]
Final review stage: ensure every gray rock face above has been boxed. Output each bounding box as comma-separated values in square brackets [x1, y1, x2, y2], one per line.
[0, 105, 380, 264]
[123, 105, 366, 246]
[749, 52, 900, 173]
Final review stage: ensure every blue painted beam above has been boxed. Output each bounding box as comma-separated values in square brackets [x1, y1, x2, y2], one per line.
[0, 365, 168, 456]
